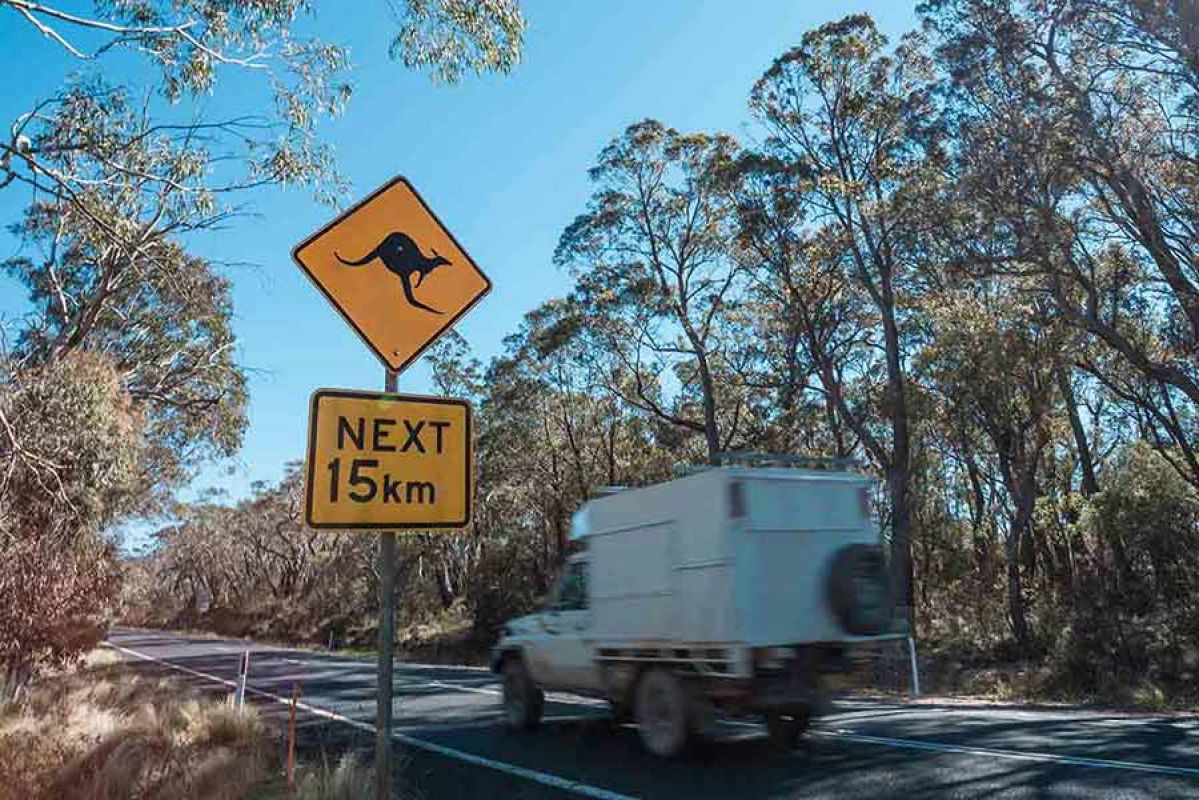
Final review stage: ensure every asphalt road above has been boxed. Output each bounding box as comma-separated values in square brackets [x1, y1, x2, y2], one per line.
[106, 627, 1199, 799]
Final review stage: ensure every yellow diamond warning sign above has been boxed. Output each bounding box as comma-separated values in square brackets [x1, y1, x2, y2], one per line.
[305, 389, 471, 530]
[292, 176, 491, 373]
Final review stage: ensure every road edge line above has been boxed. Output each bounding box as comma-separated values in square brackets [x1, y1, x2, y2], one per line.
[112, 626, 491, 673]
[104, 641, 637, 800]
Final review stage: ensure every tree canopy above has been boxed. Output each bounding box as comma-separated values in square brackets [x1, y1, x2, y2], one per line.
[0, 0, 527, 694]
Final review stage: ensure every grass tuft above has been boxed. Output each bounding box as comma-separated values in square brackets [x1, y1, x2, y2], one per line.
[197, 702, 264, 747]
[295, 753, 375, 800]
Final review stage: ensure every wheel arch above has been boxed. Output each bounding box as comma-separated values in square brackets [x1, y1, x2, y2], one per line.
[491, 646, 524, 674]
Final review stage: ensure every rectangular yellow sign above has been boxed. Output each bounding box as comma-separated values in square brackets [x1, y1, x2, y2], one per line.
[304, 390, 471, 530]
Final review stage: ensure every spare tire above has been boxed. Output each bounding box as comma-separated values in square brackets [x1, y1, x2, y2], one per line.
[826, 544, 891, 635]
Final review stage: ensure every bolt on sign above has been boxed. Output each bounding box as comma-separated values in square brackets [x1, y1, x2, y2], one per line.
[305, 390, 471, 530]
[292, 176, 492, 373]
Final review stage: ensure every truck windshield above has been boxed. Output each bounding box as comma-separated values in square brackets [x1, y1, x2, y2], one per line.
[551, 561, 588, 610]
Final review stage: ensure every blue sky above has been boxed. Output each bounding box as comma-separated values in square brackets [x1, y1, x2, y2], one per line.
[0, 0, 918, 513]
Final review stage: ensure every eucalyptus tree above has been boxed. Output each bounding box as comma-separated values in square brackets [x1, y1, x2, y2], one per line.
[922, 0, 1199, 487]
[0, 353, 136, 700]
[746, 15, 943, 618]
[477, 300, 676, 574]
[919, 283, 1071, 648]
[555, 120, 750, 464]
[726, 154, 880, 462]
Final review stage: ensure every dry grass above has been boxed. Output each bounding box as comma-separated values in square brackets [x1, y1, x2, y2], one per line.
[294, 752, 375, 800]
[0, 648, 422, 800]
[0, 650, 273, 800]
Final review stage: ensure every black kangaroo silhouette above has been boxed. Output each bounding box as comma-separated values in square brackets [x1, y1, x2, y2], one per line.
[335, 231, 451, 314]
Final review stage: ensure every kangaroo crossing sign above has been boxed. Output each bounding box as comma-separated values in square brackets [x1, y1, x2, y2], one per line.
[305, 390, 471, 529]
[292, 176, 491, 372]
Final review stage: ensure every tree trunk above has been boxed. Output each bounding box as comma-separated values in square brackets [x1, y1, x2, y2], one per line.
[694, 349, 721, 464]
[888, 461, 914, 630]
[435, 561, 454, 609]
[1006, 535, 1031, 650]
[1056, 365, 1098, 496]
[881, 301, 913, 629]
[1008, 470, 1038, 651]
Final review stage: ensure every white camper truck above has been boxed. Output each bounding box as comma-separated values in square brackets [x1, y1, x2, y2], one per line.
[491, 458, 901, 757]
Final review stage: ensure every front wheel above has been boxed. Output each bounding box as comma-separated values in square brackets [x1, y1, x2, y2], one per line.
[765, 709, 811, 750]
[634, 668, 694, 757]
[501, 657, 544, 730]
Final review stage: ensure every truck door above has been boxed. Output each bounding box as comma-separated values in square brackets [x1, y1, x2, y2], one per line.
[538, 560, 599, 690]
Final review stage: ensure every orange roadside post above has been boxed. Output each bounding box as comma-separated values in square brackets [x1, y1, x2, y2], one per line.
[287, 682, 301, 790]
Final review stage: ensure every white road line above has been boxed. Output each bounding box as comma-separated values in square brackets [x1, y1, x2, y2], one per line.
[816, 728, 1199, 778]
[852, 703, 1199, 732]
[426, 680, 609, 709]
[391, 660, 492, 674]
[426, 681, 501, 697]
[111, 627, 492, 673]
[426, 676, 498, 686]
[407, 713, 601, 734]
[725, 718, 1199, 778]
[104, 641, 637, 800]
[1079, 718, 1199, 732]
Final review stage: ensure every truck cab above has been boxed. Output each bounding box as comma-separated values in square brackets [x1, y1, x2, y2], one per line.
[492, 459, 901, 757]
[504, 554, 602, 692]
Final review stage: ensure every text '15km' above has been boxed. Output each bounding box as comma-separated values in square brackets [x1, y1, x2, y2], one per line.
[305, 390, 471, 530]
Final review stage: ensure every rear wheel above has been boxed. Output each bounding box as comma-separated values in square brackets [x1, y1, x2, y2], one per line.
[634, 668, 694, 757]
[765, 709, 812, 750]
[501, 657, 543, 730]
[609, 698, 632, 725]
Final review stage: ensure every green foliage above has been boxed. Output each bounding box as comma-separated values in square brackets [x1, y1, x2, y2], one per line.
[1051, 444, 1199, 698]
[1087, 443, 1199, 612]
[2, 0, 527, 202]
[464, 537, 545, 637]
[0, 353, 143, 543]
[6, 206, 247, 490]
[0, 353, 137, 698]
[393, 0, 526, 83]
[554, 120, 748, 462]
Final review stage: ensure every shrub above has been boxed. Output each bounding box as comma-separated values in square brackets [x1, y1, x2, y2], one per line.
[1050, 444, 1199, 701]
[464, 537, 545, 639]
[0, 353, 140, 701]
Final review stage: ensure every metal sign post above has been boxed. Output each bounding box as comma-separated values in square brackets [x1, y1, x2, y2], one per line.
[292, 177, 488, 800]
[376, 369, 398, 799]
